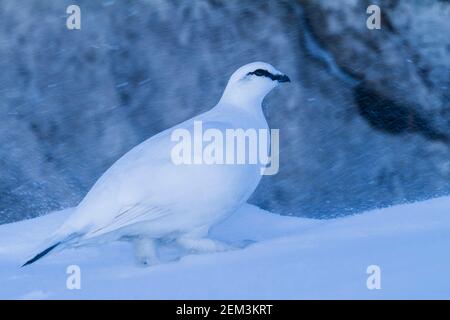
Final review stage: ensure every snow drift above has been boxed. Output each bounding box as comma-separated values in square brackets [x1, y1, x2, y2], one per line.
[1, 196, 450, 299]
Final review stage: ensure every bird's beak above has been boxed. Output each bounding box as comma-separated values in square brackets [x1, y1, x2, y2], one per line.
[276, 74, 291, 83]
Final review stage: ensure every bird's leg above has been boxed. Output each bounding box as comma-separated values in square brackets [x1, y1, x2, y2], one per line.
[134, 237, 158, 266]
[177, 227, 231, 253]
[178, 237, 231, 253]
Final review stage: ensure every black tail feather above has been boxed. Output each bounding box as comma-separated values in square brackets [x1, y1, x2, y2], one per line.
[21, 242, 62, 267]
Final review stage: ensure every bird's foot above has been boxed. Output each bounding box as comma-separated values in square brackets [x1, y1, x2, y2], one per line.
[136, 255, 159, 267]
[134, 237, 159, 267]
[177, 237, 232, 254]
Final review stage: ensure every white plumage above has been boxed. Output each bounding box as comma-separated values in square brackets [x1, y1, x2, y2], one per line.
[23, 62, 290, 266]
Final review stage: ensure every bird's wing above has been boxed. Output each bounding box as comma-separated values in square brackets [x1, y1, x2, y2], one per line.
[83, 203, 174, 239]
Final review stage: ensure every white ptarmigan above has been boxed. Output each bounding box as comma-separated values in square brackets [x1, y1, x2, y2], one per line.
[22, 62, 290, 266]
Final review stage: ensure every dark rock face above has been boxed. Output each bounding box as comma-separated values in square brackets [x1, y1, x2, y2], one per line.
[0, 0, 449, 223]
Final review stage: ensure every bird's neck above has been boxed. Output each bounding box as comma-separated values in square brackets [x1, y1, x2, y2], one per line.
[216, 97, 268, 129]
[218, 86, 267, 112]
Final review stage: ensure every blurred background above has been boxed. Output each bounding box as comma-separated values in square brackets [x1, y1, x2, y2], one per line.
[0, 0, 449, 224]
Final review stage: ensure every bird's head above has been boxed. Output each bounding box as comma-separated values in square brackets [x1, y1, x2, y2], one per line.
[220, 62, 290, 107]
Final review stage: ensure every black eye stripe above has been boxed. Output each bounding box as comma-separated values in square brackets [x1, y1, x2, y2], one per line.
[247, 69, 278, 81]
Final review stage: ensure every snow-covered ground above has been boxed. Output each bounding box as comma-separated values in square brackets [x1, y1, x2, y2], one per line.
[1, 197, 450, 299]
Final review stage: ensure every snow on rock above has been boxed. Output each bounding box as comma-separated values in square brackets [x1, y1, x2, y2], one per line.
[1, 198, 450, 299]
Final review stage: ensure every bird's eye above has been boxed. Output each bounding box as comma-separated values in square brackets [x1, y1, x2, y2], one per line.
[246, 69, 274, 79]
[253, 69, 266, 77]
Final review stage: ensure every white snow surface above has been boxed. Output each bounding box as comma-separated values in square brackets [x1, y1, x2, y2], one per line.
[1, 197, 450, 299]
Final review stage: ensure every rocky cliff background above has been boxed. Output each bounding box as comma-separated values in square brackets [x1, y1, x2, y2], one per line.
[0, 0, 449, 224]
